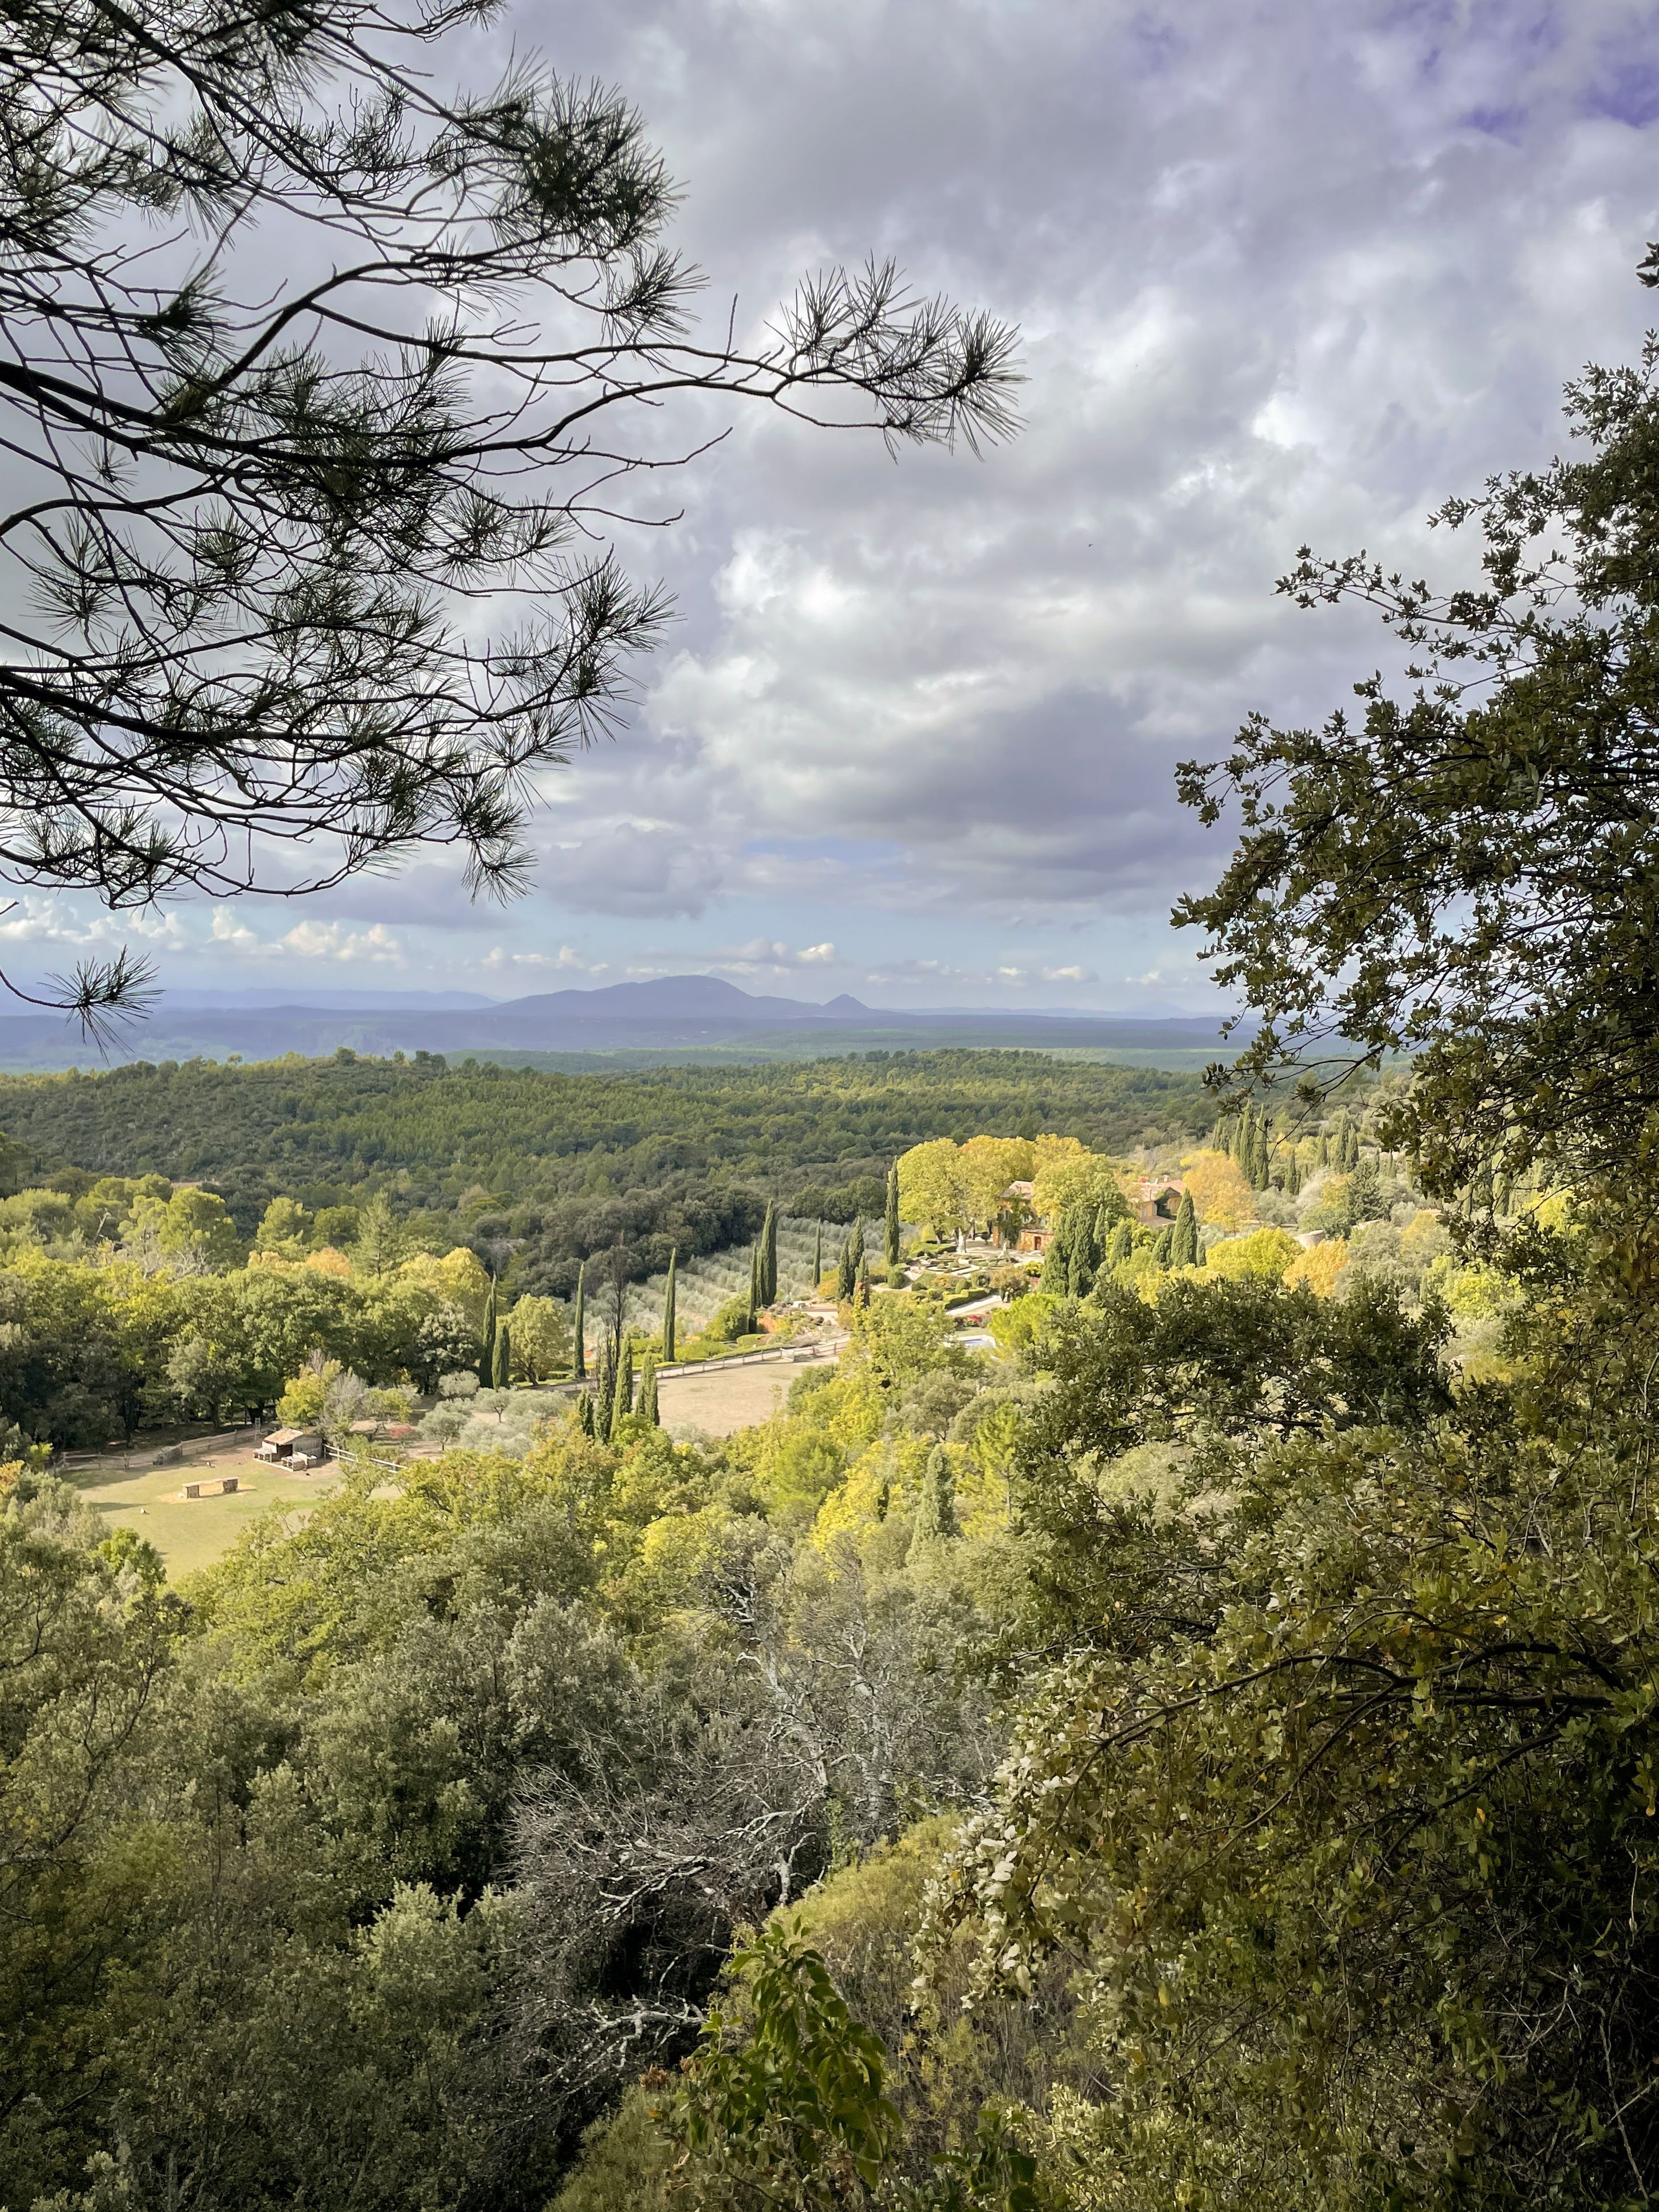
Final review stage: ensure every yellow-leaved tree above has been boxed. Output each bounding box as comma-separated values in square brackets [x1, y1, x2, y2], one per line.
[957, 1136, 1035, 1230]
[896, 1139, 969, 1239]
[1205, 1226, 1302, 1281]
[1180, 1148, 1256, 1230]
[1031, 1143, 1123, 1225]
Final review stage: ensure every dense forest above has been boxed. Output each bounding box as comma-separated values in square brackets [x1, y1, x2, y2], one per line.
[0, 1051, 1209, 1298]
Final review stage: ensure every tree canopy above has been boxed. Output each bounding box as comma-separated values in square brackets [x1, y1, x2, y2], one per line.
[1176, 305, 1659, 1203]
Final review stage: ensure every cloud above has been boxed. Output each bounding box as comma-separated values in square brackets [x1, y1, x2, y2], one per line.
[468, 0, 1659, 957]
[482, 944, 604, 975]
[269, 921, 404, 964]
[197, 911, 407, 965]
[85, 0, 1659, 1007]
[704, 938, 840, 973]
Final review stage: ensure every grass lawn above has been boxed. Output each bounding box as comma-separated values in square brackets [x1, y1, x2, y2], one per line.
[68, 1444, 344, 1580]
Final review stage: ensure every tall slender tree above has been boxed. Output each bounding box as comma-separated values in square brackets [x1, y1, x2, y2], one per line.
[481, 1275, 498, 1383]
[572, 1262, 587, 1381]
[760, 1200, 779, 1306]
[577, 1391, 595, 1440]
[662, 1249, 678, 1365]
[1171, 1191, 1199, 1268]
[638, 1354, 659, 1428]
[813, 1223, 824, 1290]
[908, 1444, 958, 1557]
[747, 1243, 761, 1334]
[1067, 1208, 1098, 1299]
[595, 1341, 615, 1444]
[884, 1163, 902, 1270]
[612, 1336, 634, 1432]
[491, 1319, 510, 1390]
[836, 1229, 858, 1303]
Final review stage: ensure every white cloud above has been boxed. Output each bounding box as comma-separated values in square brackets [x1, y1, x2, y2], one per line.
[484, 944, 602, 973]
[277, 921, 403, 964]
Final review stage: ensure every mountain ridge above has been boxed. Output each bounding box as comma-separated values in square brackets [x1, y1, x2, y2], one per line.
[0, 973, 1241, 1071]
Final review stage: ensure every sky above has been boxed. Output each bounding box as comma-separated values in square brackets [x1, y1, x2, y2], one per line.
[16, 0, 1659, 1011]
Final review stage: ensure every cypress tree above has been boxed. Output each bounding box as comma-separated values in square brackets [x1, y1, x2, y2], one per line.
[662, 1247, 677, 1364]
[1108, 1217, 1134, 1267]
[747, 1242, 762, 1331]
[1152, 1227, 1174, 1270]
[1092, 1199, 1117, 1260]
[884, 1162, 901, 1269]
[612, 1336, 634, 1432]
[837, 1228, 857, 1302]
[1250, 1115, 1272, 1191]
[813, 1221, 823, 1290]
[594, 1342, 614, 1443]
[492, 1318, 510, 1390]
[854, 1254, 872, 1310]
[572, 1261, 587, 1381]
[638, 1354, 659, 1427]
[1068, 1208, 1097, 1298]
[1285, 1148, 1303, 1197]
[908, 1443, 957, 1558]
[481, 1274, 498, 1382]
[760, 1199, 778, 1306]
[1171, 1191, 1198, 1268]
[1041, 1211, 1072, 1294]
[577, 1389, 595, 1439]
[1318, 1130, 1331, 1170]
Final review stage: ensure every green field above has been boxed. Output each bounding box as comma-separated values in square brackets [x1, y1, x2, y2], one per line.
[66, 1450, 344, 1577]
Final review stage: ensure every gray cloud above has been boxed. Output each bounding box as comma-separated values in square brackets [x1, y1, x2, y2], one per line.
[469, 0, 1659, 950]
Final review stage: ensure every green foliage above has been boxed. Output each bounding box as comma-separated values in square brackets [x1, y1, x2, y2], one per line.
[1177, 320, 1659, 1205]
[672, 1916, 900, 2203]
[0, 1051, 1207, 1292]
[1170, 1189, 1200, 1267]
[665, 1918, 1053, 2212]
[927, 1370, 1659, 2207]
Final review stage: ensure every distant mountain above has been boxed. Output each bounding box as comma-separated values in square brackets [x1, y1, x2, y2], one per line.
[0, 973, 1240, 1071]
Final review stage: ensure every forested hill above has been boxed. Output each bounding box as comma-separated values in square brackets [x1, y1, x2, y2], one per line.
[0, 1049, 1209, 1296]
